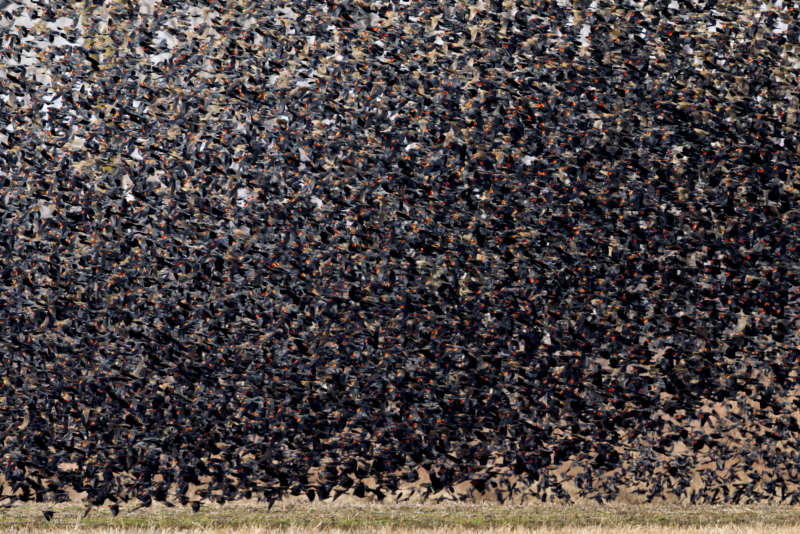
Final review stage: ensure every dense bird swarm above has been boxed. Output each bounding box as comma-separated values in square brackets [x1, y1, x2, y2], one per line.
[2, 0, 800, 513]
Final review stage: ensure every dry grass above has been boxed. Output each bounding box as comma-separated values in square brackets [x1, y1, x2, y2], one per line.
[3, 528, 800, 534]
[3, 503, 800, 533]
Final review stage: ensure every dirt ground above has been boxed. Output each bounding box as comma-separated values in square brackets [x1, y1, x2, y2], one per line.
[4, 502, 800, 532]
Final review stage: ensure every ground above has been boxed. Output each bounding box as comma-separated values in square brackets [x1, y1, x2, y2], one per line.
[4, 502, 800, 533]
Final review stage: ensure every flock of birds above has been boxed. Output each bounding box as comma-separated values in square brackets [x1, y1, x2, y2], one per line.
[1, 0, 800, 519]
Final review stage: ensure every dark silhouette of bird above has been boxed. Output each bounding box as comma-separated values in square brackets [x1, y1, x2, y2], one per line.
[1, 0, 799, 508]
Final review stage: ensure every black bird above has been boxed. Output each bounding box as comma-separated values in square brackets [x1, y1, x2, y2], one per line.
[129, 496, 152, 513]
[4, 0, 800, 508]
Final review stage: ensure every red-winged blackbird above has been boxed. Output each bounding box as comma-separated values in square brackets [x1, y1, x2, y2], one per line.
[6, 0, 800, 508]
